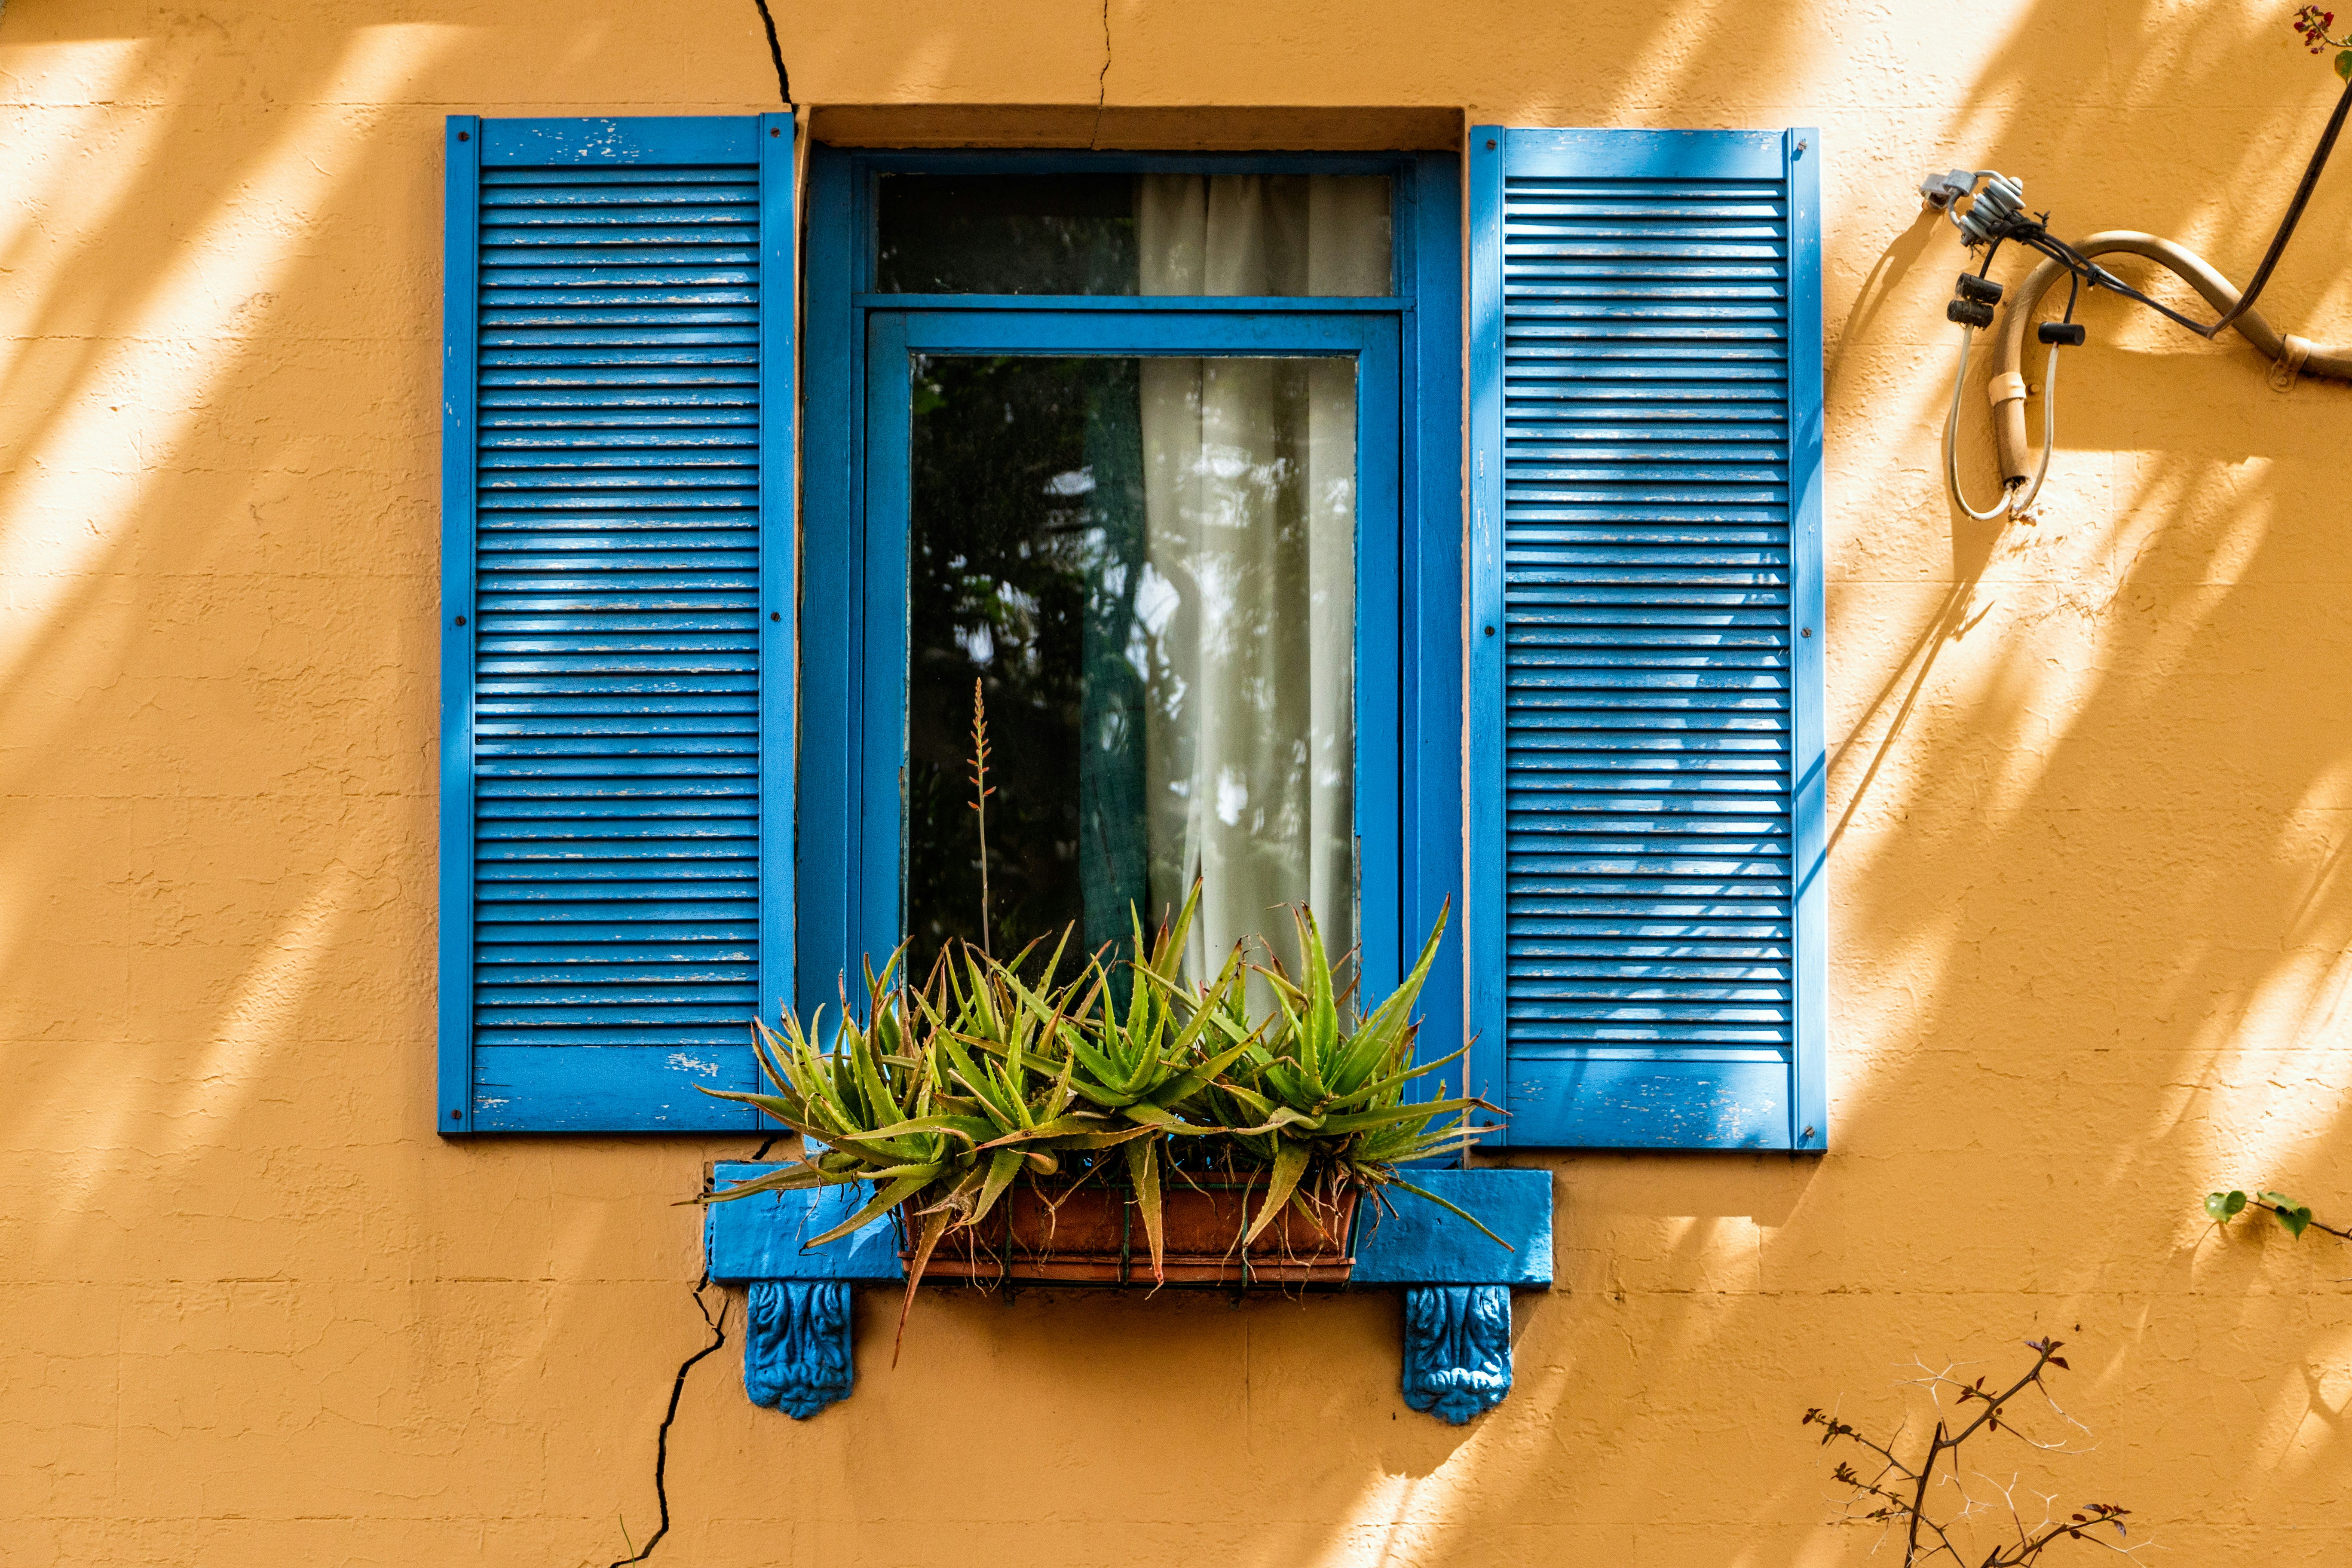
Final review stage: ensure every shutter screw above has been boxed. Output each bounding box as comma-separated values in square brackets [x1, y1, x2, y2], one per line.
[1485, 138, 1497, 150]
[450, 1109, 462, 1121]
[1802, 1123, 1815, 1140]
[1795, 139, 1807, 155]
[1483, 624, 1495, 637]
[771, 127, 781, 137]
[454, 615, 466, 626]
[771, 611, 781, 622]
[1800, 626, 1811, 637]
[457, 130, 470, 142]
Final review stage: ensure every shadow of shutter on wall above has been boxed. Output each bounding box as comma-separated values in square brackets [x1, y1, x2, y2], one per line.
[439, 116, 794, 1133]
[1467, 129, 1824, 1150]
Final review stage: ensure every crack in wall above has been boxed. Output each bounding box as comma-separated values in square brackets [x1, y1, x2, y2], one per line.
[608, 1277, 729, 1566]
[609, 1140, 780, 1563]
[751, 0, 791, 105]
[1089, 0, 1110, 147]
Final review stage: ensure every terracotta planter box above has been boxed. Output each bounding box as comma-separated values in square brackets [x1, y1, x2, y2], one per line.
[906, 1174, 1360, 1286]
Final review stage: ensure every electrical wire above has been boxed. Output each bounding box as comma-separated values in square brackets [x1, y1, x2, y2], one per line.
[749, 0, 791, 104]
[1938, 74, 2352, 519]
[2209, 75, 2352, 336]
[1956, 76, 2352, 345]
[1943, 326, 2019, 520]
[2006, 270, 2079, 516]
[1986, 232, 2352, 486]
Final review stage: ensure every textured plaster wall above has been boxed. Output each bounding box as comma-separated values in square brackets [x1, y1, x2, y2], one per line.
[5, 0, 2352, 1563]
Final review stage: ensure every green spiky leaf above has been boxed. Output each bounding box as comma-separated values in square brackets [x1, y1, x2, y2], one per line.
[1125, 1134, 1166, 1283]
[1245, 1140, 1311, 1248]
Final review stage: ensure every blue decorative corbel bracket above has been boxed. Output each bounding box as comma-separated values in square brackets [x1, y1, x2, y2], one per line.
[743, 1280, 854, 1416]
[1400, 1285, 1514, 1423]
[705, 1164, 1552, 1424]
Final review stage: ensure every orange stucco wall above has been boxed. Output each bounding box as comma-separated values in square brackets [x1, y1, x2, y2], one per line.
[7, 1, 2352, 1563]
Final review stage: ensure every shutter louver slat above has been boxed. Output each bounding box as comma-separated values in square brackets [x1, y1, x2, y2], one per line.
[1469, 128, 1825, 1150]
[441, 116, 793, 1133]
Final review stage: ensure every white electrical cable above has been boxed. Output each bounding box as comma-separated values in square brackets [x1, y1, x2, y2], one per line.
[1942, 326, 2017, 520]
[2007, 342, 2061, 515]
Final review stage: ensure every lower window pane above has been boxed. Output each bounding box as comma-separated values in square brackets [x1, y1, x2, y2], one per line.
[906, 353, 1356, 987]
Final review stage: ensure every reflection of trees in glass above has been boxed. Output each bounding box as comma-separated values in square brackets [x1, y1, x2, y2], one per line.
[876, 175, 1138, 295]
[1076, 367, 1151, 968]
[906, 355, 1150, 987]
[906, 354, 1351, 999]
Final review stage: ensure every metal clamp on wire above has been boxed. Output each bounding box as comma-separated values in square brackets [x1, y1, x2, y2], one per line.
[2009, 327, 2080, 517]
[1942, 270, 2024, 519]
[1943, 335, 2016, 520]
[2270, 332, 2315, 391]
[1920, 169, 2030, 249]
[1948, 272, 2003, 329]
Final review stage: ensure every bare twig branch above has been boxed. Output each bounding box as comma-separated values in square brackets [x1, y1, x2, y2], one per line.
[1802, 1339, 2142, 1567]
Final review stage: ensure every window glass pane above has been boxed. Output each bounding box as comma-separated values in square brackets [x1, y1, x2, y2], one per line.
[877, 175, 1137, 295]
[876, 175, 1393, 295]
[905, 354, 1356, 991]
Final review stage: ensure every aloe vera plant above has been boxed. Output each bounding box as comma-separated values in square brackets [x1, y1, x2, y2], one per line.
[1205, 902, 1503, 1249]
[693, 686, 1501, 1353]
[1020, 890, 1262, 1277]
[698, 888, 1269, 1346]
[697, 895, 1501, 1350]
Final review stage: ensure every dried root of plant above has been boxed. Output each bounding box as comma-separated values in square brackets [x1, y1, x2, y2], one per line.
[1802, 1338, 2141, 1567]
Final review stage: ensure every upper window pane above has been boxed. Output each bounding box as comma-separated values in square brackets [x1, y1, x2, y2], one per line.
[876, 174, 1394, 295]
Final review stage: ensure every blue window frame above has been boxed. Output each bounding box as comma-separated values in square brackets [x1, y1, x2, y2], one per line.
[799, 147, 1464, 1065]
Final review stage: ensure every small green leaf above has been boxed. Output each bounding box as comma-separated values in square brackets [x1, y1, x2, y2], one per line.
[965, 1146, 1026, 1229]
[2336, 47, 2352, 80]
[2205, 1189, 2248, 1221]
[2256, 1191, 2317, 1236]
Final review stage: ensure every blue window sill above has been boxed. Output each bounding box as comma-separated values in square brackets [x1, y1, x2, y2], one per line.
[704, 1163, 1553, 1424]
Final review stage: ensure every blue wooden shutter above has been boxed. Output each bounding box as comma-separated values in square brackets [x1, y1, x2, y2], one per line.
[1466, 129, 1825, 1150]
[438, 115, 794, 1133]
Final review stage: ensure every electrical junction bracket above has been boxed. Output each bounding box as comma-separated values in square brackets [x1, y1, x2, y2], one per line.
[704, 1163, 1555, 1424]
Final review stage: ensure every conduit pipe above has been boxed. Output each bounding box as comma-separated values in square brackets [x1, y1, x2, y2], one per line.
[1990, 230, 2352, 487]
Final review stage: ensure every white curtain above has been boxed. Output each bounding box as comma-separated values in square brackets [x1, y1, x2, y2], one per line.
[1132, 175, 1388, 987]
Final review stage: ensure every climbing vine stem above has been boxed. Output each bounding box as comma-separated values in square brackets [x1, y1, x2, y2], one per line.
[2204, 1186, 2352, 1241]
